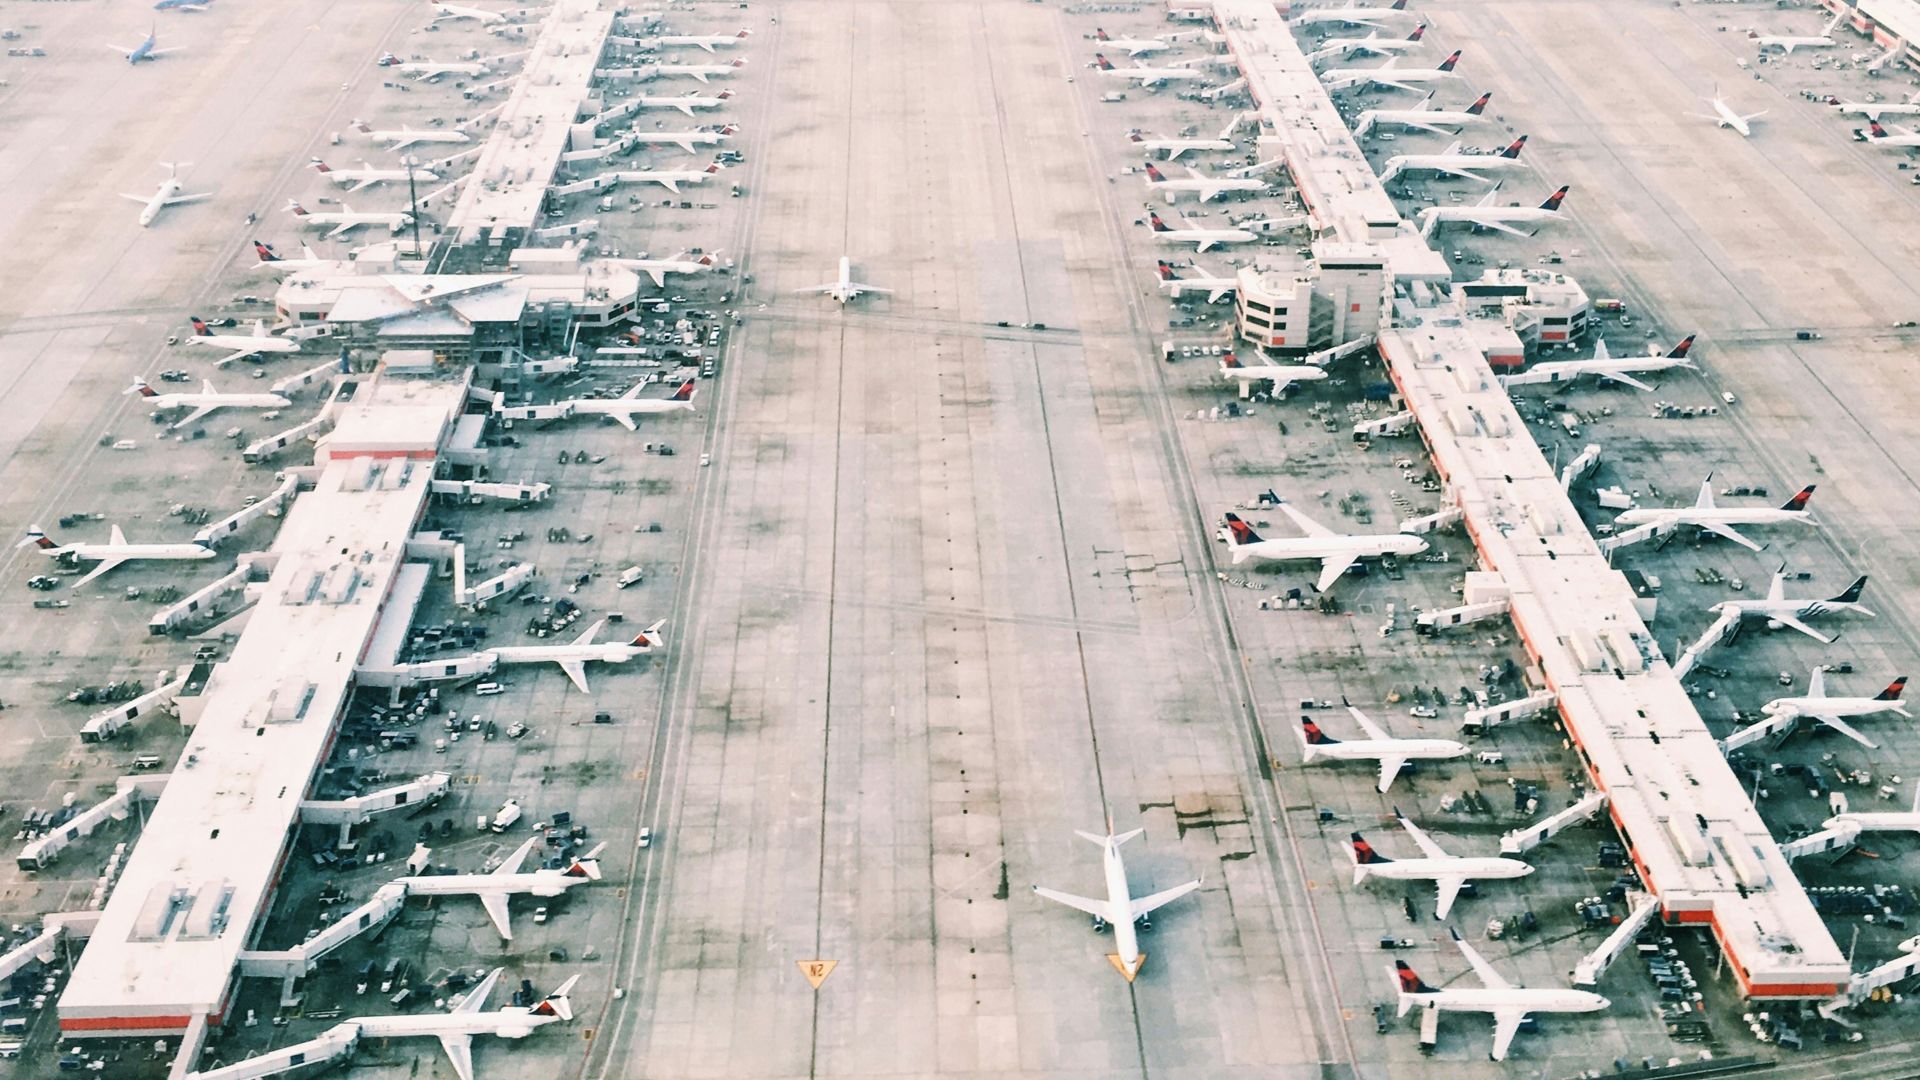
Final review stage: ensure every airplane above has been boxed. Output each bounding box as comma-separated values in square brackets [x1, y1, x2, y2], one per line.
[351, 968, 580, 1080]
[1693, 87, 1766, 137]
[120, 163, 210, 227]
[1378, 135, 1528, 183]
[1219, 352, 1329, 395]
[396, 836, 606, 939]
[353, 119, 474, 152]
[485, 618, 666, 692]
[620, 161, 724, 194]
[20, 524, 215, 589]
[1864, 119, 1920, 148]
[649, 29, 752, 52]
[1127, 118, 1236, 161]
[1031, 823, 1202, 982]
[797, 256, 892, 305]
[1154, 259, 1237, 303]
[571, 379, 697, 431]
[655, 58, 747, 83]
[1290, 0, 1410, 31]
[1298, 704, 1469, 793]
[127, 376, 291, 430]
[106, 27, 181, 63]
[1352, 811, 1532, 919]
[184, 316, 301, 366]
[312, 158, 440, 193]
[1093, 53, 1208, 89]
[1393, 927, 1609, 1061]
[398, 59, 490, 81]
[286, 199, 413, 239]
[628, 124, 737, 154]
[1307, 23, 1426, 62]
[1758, 669, 1909, 749]
[1750, 8, 1846, 53]
[1611, 476, 1817, 552]
[430, 1, 508, 25]
[1147, 210, 1296, 253]
[634, 89, 735, 116]
[1356, 90, 1492, 137]
[1221, 498, 1427, 592]
[1708, 567, 1872, 645]
[1419, 183, 1568, 239]
[1500, 334, 1694, 393]
[1824, 782, 1920, 839]
[1323, 49, 1461, 93]
[153, 0, 212, 11]
[248, 239, 331, 273]
[1094, 27, 1173, 57]
[1141, 161, 1265, 202]
[1833, 93, 1920, 120]
[612, 250, 717, 288]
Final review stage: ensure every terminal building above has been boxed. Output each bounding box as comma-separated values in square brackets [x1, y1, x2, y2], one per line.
[1827, 0, 1920, 74]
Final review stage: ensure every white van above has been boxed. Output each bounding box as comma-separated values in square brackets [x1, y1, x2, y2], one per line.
[474, 682, 504, 696]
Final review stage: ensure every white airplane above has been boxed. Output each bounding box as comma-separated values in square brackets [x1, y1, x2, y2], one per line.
[354, 119, 474, 152]
[121, 163, 210, 227]
[1140, 161, 1265, 202]
[1825, 783, 1920, 839]
[1291, 0, 1410, 30]
[1127, 119, 1236, 161]
[1419, 183, 1568, 239]
[485, 618, 666, 692]
[286, 199, 413, 239]
[1147, 210, 1296, 253]
[430, 1, 508, 25]
[1378, 135, 1528, 183]
[399, 59, 490, 81]
[634, 89, 734, 116]
[127, 376, 291, 429]
[651, 29, 751, 52]
[628, 124, 736, 154]
[1094, 27, 1173, 57]
[185, 316, 301, 366]
[1218, 352, 1328, 395]
[249, 239, 331, 273]
[1154, 259, 1236, 303]
[797, 256, 892, 305]
[612, 250, 717, 288]
[1865, 119, 1920, 148]
[396, 836, 606, 940]
[1307, 22, 1426, 62]
[1032, 824, 1202, 982]
[572, 379, 697, 431]
[1709, 568, 1871, 645]
[1750, 9, 1846, 53]
[621, 161, 724, 194]
[312, 158, 440, 193]
[1611, 475, 1817, 552]
[105, 27, 181, 63]
[1759, 669, 1909, 749]
[1500, 334, 1695, 393]
[20, 524, 215, 589]
[1324, 49, 1461, 93]
[1298, 705, 1468, 793]
[1221, 498, 1427, 592]
[1393, 927, 1609, 1061]
[1356, 90, 1492, 137]
[1352, 811, 1532, 919]
[1693, 88, 1766, 137]
[1833, 94, 1920, 120]
[1093, 53, 1208, 88]
[655, 58, 746, 83]
[352, 968, 580, 1080]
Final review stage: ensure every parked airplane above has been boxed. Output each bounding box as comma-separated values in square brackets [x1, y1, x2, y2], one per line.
[1290, 0, 1410, 30]
[353, 119, 473, 152]
[1323, 49, 1461, 93]
[1155, 259, 1237, 303]
[1833, 93, 1920, 120]
[121, 163, 210, 227]
[1759, 669, 1909, 749]
[1094, 27, 1173, 57]
[1127, 116, 1240, 160]
[1032, 823, 1202, 982]
[1298, 705, 1468, 793]
[285, 199, 413, 239]
[1147, 210, 1295, 253]
[651, 29, 752, 52]
[1611, 476, 1817, 552]
[398, 59, 490, 81]
[1393, 928, 1609, 1060]
[1500, 334, 1694, 393]
[352, 968, 580, 1080]
[486, 618, 666, 692]
[1222, 498, 1426, 591]
[620, 161, 724, 194]
[1308, 23, 1425, 62]
[20, 524, 215, 589]
[1751, 9, 1846, 52]
[1377, 135, 1527, 182]
[1351, 811, 1532, 919]
[1694, 88, 1766, 136]
[430, 1, 508, 24]
[634, 89, 735, 116]
[127, 376, 290, 430]
[185, 317, 301, 366]
[1356, 90, 1492, 137]
[1419, 183, 1568, 239]
[249, 239, 330, 273]
[656, 58, 746, 83]
[1709, 568, 1871, 645]
[613, 250, 717, 288]
[1825, 783, 1920, 839]
[106, 27, 181, 63]
[1093, 53, 1207, 88]
[797, 256, 892, 304]
[1218, 352, 1328, 395]
[628, 124, 737, 153]
[153, 0, 212, 11]
[1141, 161, 1264, 202]
[1865, 119, 1920, 148]
[396, 836, 606, 939]
[573, 379, 697, 431]
[312, 158, 439, 193]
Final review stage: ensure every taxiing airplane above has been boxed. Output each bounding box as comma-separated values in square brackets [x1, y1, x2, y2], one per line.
[1419, 183, 1568, 239]
[1299, 705, 1468, 793]
[620, 161, 724, 194]
[354, 119, 474, 152]
[286, 199, 413, 239]
[634, 89, 735, 116]
[106, 27, 181, 63]
[1141, 161, 1265, 202]
[486, 618, 666, 692]
[1708, 568, 1871, 645]
[313, 158, 440, 193]
[185, 316, 301, 366]
[1378, 135, 1528, 183]
[20, 524, 216, 589]
[650, 29, 752, 52]
[797, 256, 892, 304]
[1694, 87, 1766, 137]
[353, 968, 580, 1080]
[613, 250, 717, 288]
[1323, 49, 1461, 93]
[1352, 811, 1532, 919]
[1865, 119, 1920, 148]
[1308, 23, 1425, 62]
[628, 125, 736, 154]
[1393, 927, 1609, 1061]
[127, 376, 290, 430]
[1094, 27, 1174, 57]
[121, 163, 210, 227]
[1222, 498, 1426, 591]
[656, 58, 746, 83]
[396, 836, 606, 939]
[1611, 476, 1817, 552]
[572, 379, 697, 431]
[1758, 669, 1909, 749]
[1356, 90, 1492, 137]
[1127, 119, 1237, 161]
[399, 59, 490, 81]
[1154, 259, 1237, 303]
[1291, 0, 1410, 31]
[1500, 334, 1694, 393]
[154, 0, 212, 11]
[1093, 53, 1207, 88]
[430, 1, 508, 25]
[1218, 352, 1328, 395]
[1750, 8, 1846, 53]
[1147, 210, 1295, 253]
[1032, 824, 1202, 982]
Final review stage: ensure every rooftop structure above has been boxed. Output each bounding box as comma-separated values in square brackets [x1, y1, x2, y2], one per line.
[1830, 0, 1920, 73]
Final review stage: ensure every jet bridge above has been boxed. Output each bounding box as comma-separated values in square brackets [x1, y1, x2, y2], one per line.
[1397, 505, 1462, 535]
[1353, 410, 1414, 439]
[149, 560, 262, 635]
[1499, 790, 1608, 854]
[195, 474, 300, 546]
[298, 772, 451, 833]
[431, 478, 552, 505]
[1573, 894, 1661, 986]
[0, 912, 96, 982]
[1559, 443, 1603, 491]
[1461, 689, 1557, 732]
[184, 1020, 362, 1080]
[1416, 597, 1509, 633]
[17, 774, 169, 869]
[462, 562, 535, 608]
[80, 671, 191, 741]
[1779, 825, 1858, 861]
[236, 881, 408, 979]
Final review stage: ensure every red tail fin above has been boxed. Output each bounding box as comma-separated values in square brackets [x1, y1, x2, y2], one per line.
[1390, 0, 1407, 8]
[310, 159, 332, 173]
[717, 89, 735, 100]
[1877, 676, 1908, 701]
[1351, 832, 1389, 864]
[253, 240, 279, 262]
[1302, 717, 1336, 745]
[1144, 163, 1167, 182]
[1096, 27, 1111, 40]
[1667, 334, 1696, 359]
[1465, 91, 1491, 116]
[1540, 185, 1569, 211]
[1395, 960, 1436, 994]
[1500, 135, 1527, 158]
[1148, 212, 1170, 232]
[1222, 352, 1244, 368]
[1094, 53, 1115, 70]
[1871, 121, 1889, 139]
[1781, 484, 1815, 512]
[1222, 512, 1262, 544]
[190, 316, 211, 336]
[669, 380, 696, 401]
[1156, 260, 1178, 280]
[1436, 49, 1461, 72]
[1408, 23, 1426, 42]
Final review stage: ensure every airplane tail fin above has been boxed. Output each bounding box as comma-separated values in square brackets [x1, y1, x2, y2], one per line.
[1667, 334, 1696, 359]
[1221, 351, 1244, 368]
[630, 619, 668, 649]
[190, 316, 212, 335]
[1395, 959, 1438, 1005]
[127, 377, 157, 398]
[1096, 26, 1112, 40]
[1391, 0, 1407, 8]
[1408, 23, 1426, 42]
[1222, 512, 1263, 545]
[285, 199, 309, 216]
[1094, 53, 1115, 70]
[1871, 120, 1889, 139]
[1436, 48, 1461, 72]
[252, 239, 280, 262]
[1300, 716, 1337, 757]
[19, 526, 55, 550]
[1500, 134, 1527, 158]
[565, 842, 607, 880]
[1540, 185, 1569, 211]
[310, 158, 332, 173]
[1876, 676, 1908, 702]
[1350, 831, 1390, 868]
[1156, 260, 1178, 281]
[1781, 484, 1816, 512]
[717, 89, 736, 100]
[531, 975, 582, 1020]
[1148, 211, 1171, 232]
[669, 379, 697, 402]
[1143, 162, 1167, 182]
[1466, 90, 1492, 115]
[1832, 575, 1868, 606]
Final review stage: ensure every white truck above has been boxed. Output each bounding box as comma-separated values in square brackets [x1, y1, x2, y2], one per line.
[490, 798, 523, 833]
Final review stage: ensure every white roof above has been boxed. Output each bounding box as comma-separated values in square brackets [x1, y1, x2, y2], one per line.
[1854, 0, 1920, 56]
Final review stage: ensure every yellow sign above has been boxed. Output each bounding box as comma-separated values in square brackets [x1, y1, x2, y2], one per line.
[797, 960, 837, 989]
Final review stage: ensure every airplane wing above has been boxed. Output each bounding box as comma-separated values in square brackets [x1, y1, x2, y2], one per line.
[349, 177, 378, 193]
[1206, 284, 1233, 303]
[666, 135, 696, 152]
[1316, 554, 1359, 593]
[437, 1035, 477, 1080]
[109, 524, 128, 547]
[1396, 813, 1451, 860]
[1697, 521, 1763, 552]
[1453, 929, 1511, 989]
[1347, 704, 1388, 740]
[1275, 500, 1335, 539]
[1130, 878, 1202, 919]
[73, 556, 126, 590]
[656, 177, 682, 194]
[494, 835, 538, 876]
[609, 412, 639, 432]
[119, 193, 154, 203]
[105, 43, 136, 55]
[173, 404, 219, 428]
[456, 967, 503, 1012]
[672, 103, 696, 117]
[1592, 368, 1655, 392]
[1033, 885, 1117, 922]
[847, 281, 892, 295]
[1769, 614, 1834, 645]
[150, 46, 185, 57]
[1376, 756, 1408, 793]
[1400, 118, 1461, 136]
[643, 266, 667, 287]
[1192, 238, 1219, 253]
[1475, 218, 1535, 239]
[795, 282, 842, 294]
[210, 347, 254, 368]
[1433, 875, 1465, 919]
[556, 659, 591, 694]
[1693, 478, 1716, 509]
[1430, 163, 1494, 183]
[1808, 666, 1826, 699]
[478, 893, 514, 940]
[1489, 1009, 1527, 1061]
[1813, 713, 1878, 749]
[684, 71, 711, 83]
[1371, 76, 1424, 92]
[325, 221, 357, 240]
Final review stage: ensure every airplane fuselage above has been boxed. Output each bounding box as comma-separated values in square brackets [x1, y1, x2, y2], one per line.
[399, 869, 586, 901]
[1305, 738, 1465, 767]
[1405, 987, 1608, 1018]
[1359, 854, 1532, 885]
[1761, 696, 1906, 720]
[1502, 357, 1687, 387]
[46, 541, 213, 563]
[1231, 532, 1427, 566]
[138, 181, 181, 226]
[1613, 506, 1809, 530]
